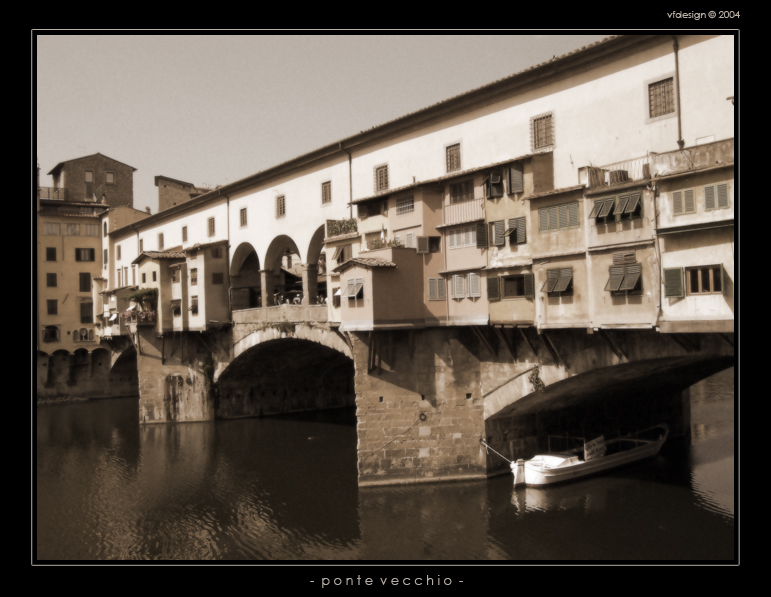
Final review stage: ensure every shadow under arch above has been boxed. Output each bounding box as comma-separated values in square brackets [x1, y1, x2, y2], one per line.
[265, 234, 301, 272]
[230, 242, 262, 309]
[306, 224, 326, 266]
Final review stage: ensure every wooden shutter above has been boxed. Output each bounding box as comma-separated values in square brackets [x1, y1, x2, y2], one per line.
[613, 251, 635, 265]
[720, 265, 726, 295]
[468, 273, 481, 297]
[453, 275, 465, 298]
[448, 230, 456, 249]
[589, 200, 604, 218]
[490, 171, 503, 197]
[437, 278, 446, 300]
[332, 246, 342, 261]
[494, 221, 505, 246]
[704, 185, 715, 210]
[524, 273, 534, 298]
[508, 163, 524, 193]
[568, 202, 578, 227]
[717, 183, 729, 208]
[554, 268, 573, 292]
[548, 206, 558, 230]
[663, 267, 685, 297]
[417, 237, 429, 253]
[598, 198, 615, 218]
[487, 276, 500, 302]
[476, 221, 488, 248]
[558, 204, 568, 229]
[406, 232, 414, 249]
[625, 192, 642, 214]
[605, 265, 626, 292]
[464, 227, 473, 246]
[684, 189, 695, 213]
[428, 278, 437, 299]
[539, 208, 549, 231]
[516, 217, 526, 244]
[614, 195, 630, 215]
[673, 191, 683, 214]
[541, 269, 560, 293]
[619, 263, 642, 291]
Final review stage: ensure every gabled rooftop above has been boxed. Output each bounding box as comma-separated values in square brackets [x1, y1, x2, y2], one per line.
[48, 152, 137, 175]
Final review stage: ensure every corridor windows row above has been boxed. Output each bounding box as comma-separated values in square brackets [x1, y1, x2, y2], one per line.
[589, 193, 642, 223]
[539, 202, 579, 231]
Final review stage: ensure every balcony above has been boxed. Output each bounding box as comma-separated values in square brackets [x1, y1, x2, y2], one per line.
[326, 218, 358, 238]
[122, 309, 157, 326]
[38, 187, 68, 201]
[583, 156, 651, 189]
[443, 197, 484, 226]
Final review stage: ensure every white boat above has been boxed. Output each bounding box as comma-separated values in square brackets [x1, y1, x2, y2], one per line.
[511, 424, 669, 487]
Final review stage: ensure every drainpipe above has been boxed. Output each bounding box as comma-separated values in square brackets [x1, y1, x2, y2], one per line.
[650, 179, 664, 329]
[340, 142, 353, 219]
[226, 195, 232, 320]
[672, 36, 685, 150]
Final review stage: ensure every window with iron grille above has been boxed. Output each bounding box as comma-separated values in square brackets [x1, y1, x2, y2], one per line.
[322, 181, 331, 204]
[212, 273, 224, 285]
[605, 262, 642, 295]
[704, 183, 730, 211]
[450, 180, 473, 203]
[80, 302, 93, 324]
[427, 277, 446, 300]
[648, 77, 674, 118]
[190, 269, 198, 285]
[446, 144, 461, 173]
[396, 196, 414, 215]
[158, 233, 164, 251]
[75, 248, 95, 262]
[47, 300, 57, 315]
[531, 112, 554, 151]
[182, 226, 188, 242]
[686, 265, 724, 295]
[117, 245, 121, 261]
[45, 223, 60, 236]
[240, 208, 247, 227]
[276, 195, 286, 218]
[374, 165, 389, 192]
[46, 248, 56, 261]
[79, 272, 91, 292]
[46, 273, 57, 287]
[539, 202, 579, 231]
[65, 224, 80, 236]
[208, 217, 215, 237]
[542, 267, 573, 295]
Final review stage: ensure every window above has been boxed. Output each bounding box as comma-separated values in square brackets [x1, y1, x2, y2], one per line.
[139, 239, 143, 252]
[240, 208, 247, 227]
[79, 272, 91, 292]
[539, 202, 579, 231]
[158, 233, 164, 250]
[542, 267, 573, 295]
[276, 195, 286, 218]
[80, 302, 93, 324]
[173, 303, 181, 317]
[404, 232, 414, 249]
[605, 261, 642, 295]
[427, 278, 446, 300]
[345, 278, 364, 299]
[450, 180, 473, 203]
[467, 272, 481, 298]
[190, 269, 198, 285]
[85, 171, 93, 183]
[450, 275, 466, 299]
[65, 224, 80, 236]
[531, 112, 554, 151]
[103, 222, 108, 237]
[671, 189, 695, 215]
[208, 217, 215, 237]
[117, 245, 121, 261]
[332, 288, 341, 308]
[46, 273, 57, 287]
[190, 297, 198, 315]
[211, 247, 222, 258]
[47, 300, 57, 315]
[704, 183, 730, 211]
[152, 271, 157, 282]
[484, 171, 504, 199]
[106, 172, 115, 185]
[46, 248, 56, 261]
[649, 77, 674, 118]
[504, 217, 527, 245]
[84, 224, 99, 236]
[75, 248, 95, 262]
[686, 265, 724, 295]
[374, 165, 389, 192]
[43, 326, 59, 342]
[417, 237, 441, 254]
[448, 225, 478, 249]
[45, 223, 60, 236]
[322, 182, 331, 205]
[590, 192, 642, 223]
[212, 273, 224, 284]
[490, 220, 505, 247]
[502, 274, 535, 299]
[172, 268, 180, 283]
[396, 196, 414, 215]
[446, 144, 461, 172]
[142, 273, 146, 284]
[182, 226, 188, 242]
[508, 163, 524, 194]
[103, 249, 108, 269]
[358, 200, 387, 218]
[332, 244, 352, 264]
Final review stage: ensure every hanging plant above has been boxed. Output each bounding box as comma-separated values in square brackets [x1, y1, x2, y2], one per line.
[529, 365, 546, 393]
[124, 287, 158, 310]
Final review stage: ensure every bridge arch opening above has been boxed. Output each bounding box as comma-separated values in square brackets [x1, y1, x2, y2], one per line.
[305, 224, 327, 304]
[216, 337, 355, 419]
[231, 242, 262, 309]
[264, 235, 303, 305]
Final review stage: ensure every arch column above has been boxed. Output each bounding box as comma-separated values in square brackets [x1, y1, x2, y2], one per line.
[302, 264, 319, 305]
[260, 269, 275, 308]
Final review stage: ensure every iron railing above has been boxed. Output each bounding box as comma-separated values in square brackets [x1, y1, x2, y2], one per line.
[38, 187, 68, 200]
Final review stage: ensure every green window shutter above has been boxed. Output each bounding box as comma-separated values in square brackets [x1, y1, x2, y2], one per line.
[524, 273, 534, 298]
[509, 163, 524, 193]
[605, 265, 625, 292]
[672, 191, 682, 214]
[589, 200, 603, 218]
[717, 183, 729, 208]
[568, 202, 578, 227]
[539, 208, 548, 231]
[494, 220, 505, 246]
[517, 217, 526, 244]
[625, 192, 641, 214]
[614, 195, 630, 215]
[598, 198, 615, 218]
[437, 278, 446, 300]
[487, 276, 500, 301]
[684, 189, 695, 213]
[541, 269, 560, 293]
[558, 204, 568, 229]
[428, 278, 437, 300]
[619, 263, 642, 291]
[554, 267, 573, 292]
[476, 221, 488, 248]
[704, 185, 715, 210]
[663, 267, 685, 297]
[549, 206, 558, 230]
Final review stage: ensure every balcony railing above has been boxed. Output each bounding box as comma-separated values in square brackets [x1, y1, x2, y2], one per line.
[586, 156, 651, 188]
[443, 197, 484, 226]
[38, 187, 68, 201]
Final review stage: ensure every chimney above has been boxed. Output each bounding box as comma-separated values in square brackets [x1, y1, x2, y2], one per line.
[145, 206, 151, 214]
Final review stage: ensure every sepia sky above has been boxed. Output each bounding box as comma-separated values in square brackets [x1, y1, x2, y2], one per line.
[36, 34, 607, 214]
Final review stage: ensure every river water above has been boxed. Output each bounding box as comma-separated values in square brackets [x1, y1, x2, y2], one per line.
[36, 367, 734, 561]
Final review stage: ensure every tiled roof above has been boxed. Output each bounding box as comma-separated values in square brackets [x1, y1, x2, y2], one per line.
[527, 184, 586, 200]
[38, 210, 102, 218]
[132, 251, 186, 264]
[48, 152, 137, 174]
[183, 240, 228, 252]
[438, 266, 486, 275]
[333, 257, 397, 273]
[324, 231, 361, 243]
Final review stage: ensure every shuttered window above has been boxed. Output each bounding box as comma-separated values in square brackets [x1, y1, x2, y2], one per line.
[46, 248, 56, 261]
[182, 226, 187, 242]
[502, 274, 535, 298]
[79, 272, 91, 292]
[540, 202, 579, 231]
[504, 217, 526, 245]
[47, 273, 57, 287]
[618, 263, 642, 291]
[613, 195, 630, 215]
[208, 217, 215, 237]
[673, 189, 695, 215]
[717, 183, 729, 208]
[476, 221, 487, 248]
[405, 232, 414, 249]
[446, 144, 461, 172]
[606, 265, 626, 292]
[428, 278, 437, 300]
[541, 268, 572, 295]
[75, 248, 95, 262]
[80, 302, 93, 324]
[704, 183, 730, 211]
[451, 275, 465, 299]
[484, 171, 504, 199]
[45, 223, 60, 236]
[664, 267, 684, 297]
[553, 268, 573, 293]
[487, 276, 500, 302]
[417, 237, 429, 254]
[84, 224, 99, 236]
[47, 300, 57, 315]
[65, 224, 80, 236]
[508, 163, 524, 194]
[190, 269, 197, 285]
[467, 272, 481, 298]
[613, 251, 636, 265]
[352, 278, 364, 299]
[606, 263, 642, 294]
[449, 226, 477, 249]
[541, 269, 560, 293]
[490, 220, 505, 246]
